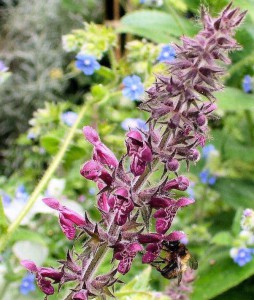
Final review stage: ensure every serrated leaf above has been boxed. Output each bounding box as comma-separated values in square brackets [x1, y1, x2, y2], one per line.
[211, 232, 233, 246]
[118, 10, 196, 43]
[216, 87, 254, 111]
[215, 178, 254, 209]
[192, 249, 254, 299]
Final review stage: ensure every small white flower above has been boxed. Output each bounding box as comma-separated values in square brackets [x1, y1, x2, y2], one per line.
[46, 178, 66, 198]
[229, 247, 239, 259]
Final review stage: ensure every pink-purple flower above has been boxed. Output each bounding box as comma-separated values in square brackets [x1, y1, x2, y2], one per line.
[21, 260, 63, 295]
[83, 126, 118, 168]
[43, 197, 89, 240]
[126, 130, 152, 176]
[114, 242, 143, 274]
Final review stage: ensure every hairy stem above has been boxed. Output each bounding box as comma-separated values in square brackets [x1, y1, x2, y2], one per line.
[0, 196, 8, 234]
[0, 100, 89, 253]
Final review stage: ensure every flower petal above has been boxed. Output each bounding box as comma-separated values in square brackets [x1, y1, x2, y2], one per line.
[59, 215, 76, 240]
[21, 260, 38, 272]
[42, 197, 61, 210]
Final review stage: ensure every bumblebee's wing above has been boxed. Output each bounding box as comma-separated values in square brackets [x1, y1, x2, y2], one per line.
[189, 255, 198, 270]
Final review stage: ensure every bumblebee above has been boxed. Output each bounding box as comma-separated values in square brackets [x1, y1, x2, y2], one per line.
[151, 240, 198, 284]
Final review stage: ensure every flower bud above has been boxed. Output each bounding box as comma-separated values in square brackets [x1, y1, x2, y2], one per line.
[188, 149, 200, 162]
[196, 114, 207, 126]
[166, 158, 180, 172]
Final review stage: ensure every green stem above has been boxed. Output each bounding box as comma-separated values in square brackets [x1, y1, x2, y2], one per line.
[244, 109, 254, 145]
[0, 196, 8, 234]
[0, 282, 10, 300]
[0, 100, 89, 253]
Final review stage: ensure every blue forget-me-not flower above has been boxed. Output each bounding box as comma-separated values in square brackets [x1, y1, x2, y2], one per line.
[230, 248, 254, 267]
[202, 144, 216, 160]
[157, 45, 176, 63]
[187, 182, 195, 200]
[0, 61, 8, 72]
[15, 185, 29, 203]
[122, 75, 144, 101]
[61, 111, 78, 127]
[89, 187, 97, 195]
[242, 75, 252, 93]
[19, 273, 36, 295]
[75, 53, 100, 75]
[1, 192, 11, 207]
[199, 169, 216, 185]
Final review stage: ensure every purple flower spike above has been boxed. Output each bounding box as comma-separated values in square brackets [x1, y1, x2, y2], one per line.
[43, 197, 88, 240]
[83, 126, 118, 168]
[21, 4, 246, 298]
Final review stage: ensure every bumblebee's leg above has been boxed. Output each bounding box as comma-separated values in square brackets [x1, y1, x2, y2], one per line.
[151, 262, 163, 272]
[152, 260, 165, 264]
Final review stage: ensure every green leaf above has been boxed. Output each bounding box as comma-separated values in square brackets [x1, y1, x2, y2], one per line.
[118, 10, 196, 43]
[40, 135, 61, 154]
[65, 144, 86, 163]
[96, 66, 115, 81]
[216, 87, 254, 111]
[115, 267, 168, 300]
[192, 249, 254, 299]
[118, 266, 152, 292]
[61, 0, 84, 13]
[211, 232, 233, 246]
[232, 208, 244, 236]
[91, 84, 109, 102]
[215, 178, 254, 209]
[10, 228, 47, 246]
